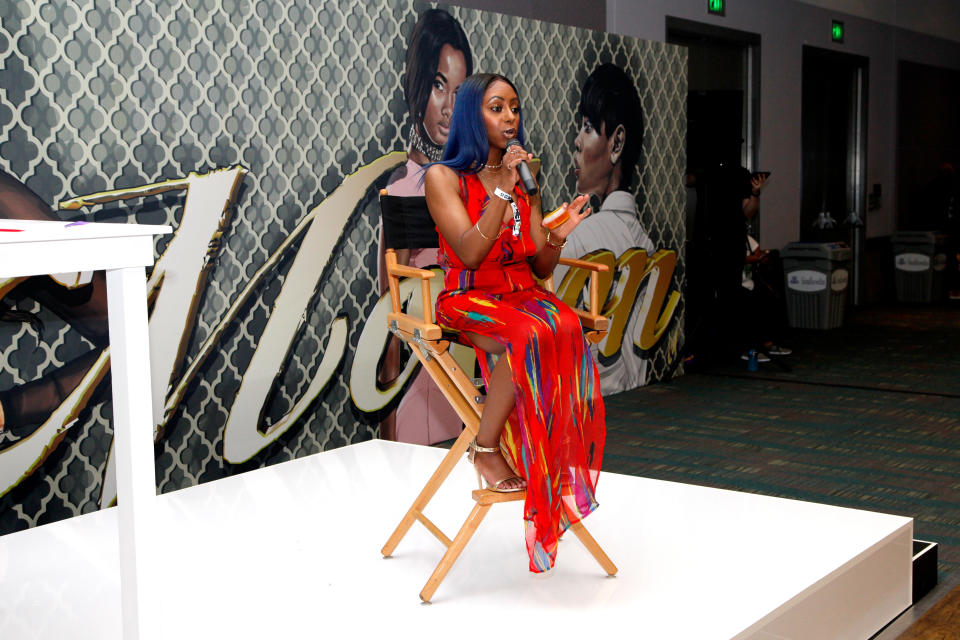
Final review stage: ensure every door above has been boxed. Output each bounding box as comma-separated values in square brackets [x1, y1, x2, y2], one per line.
[801, 46, 868, 302]
[801, 47, 867, 239]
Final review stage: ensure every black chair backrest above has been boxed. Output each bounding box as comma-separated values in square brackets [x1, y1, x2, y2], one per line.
[379, 194, 440, 250]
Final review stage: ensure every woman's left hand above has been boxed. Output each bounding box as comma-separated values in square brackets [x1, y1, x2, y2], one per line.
[500, 143, 535, 193]
[542, 193, 591, 240]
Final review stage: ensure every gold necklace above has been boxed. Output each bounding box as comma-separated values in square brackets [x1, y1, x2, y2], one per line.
[478, 169, 503, 198]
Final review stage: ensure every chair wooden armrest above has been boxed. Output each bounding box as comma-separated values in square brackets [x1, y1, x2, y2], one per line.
[549, 258, 610, 342]
[388, 263, 436, 280]
[557, 257, 609, 272]
[385, 249, 438, 325]
[573, 309, 609, 332]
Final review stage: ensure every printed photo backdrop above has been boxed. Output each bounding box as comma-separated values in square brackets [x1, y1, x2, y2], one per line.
[0, 0, 686, 534]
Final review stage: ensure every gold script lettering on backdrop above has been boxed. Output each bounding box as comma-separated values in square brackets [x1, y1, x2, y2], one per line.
[0, 150, 678, 503]
[0, 166, 246, 499]
[555, 248, 680, 357]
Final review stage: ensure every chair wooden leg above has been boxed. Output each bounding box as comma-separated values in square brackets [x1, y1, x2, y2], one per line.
[381, 428, 476, 557]
[420, 502, 491, 602]
[569, 521, 618, 576]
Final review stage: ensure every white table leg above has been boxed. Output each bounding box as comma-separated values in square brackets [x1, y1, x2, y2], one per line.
[106, 266, 158, 640]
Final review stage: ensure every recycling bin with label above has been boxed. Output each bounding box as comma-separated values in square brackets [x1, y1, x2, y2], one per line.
[892, 231, 947, 303]
[782, 241, 852, 329]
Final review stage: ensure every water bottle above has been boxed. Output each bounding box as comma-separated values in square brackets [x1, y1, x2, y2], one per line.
[747, 349, 759, 372]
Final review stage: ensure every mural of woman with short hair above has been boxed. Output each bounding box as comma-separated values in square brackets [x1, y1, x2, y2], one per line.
[556, 63, 655, 394]
[376, 8, 472, 443]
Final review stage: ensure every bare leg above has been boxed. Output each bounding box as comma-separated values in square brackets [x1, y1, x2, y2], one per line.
[1, 168, 110, 346]
[26, 272, 110, 347]
[466, 332, 525, 490]
[0, 350, 101, 437]
[0, 172, 109, 435]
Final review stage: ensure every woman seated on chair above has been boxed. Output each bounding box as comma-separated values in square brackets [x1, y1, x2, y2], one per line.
[423, 73, 605, 573]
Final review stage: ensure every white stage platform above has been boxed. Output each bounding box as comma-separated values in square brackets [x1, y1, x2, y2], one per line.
[0, 440, 911, 639]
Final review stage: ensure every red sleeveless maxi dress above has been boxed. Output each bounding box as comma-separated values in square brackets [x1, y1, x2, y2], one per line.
[435, 172, 606, 573]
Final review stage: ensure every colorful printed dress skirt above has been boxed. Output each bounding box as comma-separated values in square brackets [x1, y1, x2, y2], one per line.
[435, 172, 606, 573]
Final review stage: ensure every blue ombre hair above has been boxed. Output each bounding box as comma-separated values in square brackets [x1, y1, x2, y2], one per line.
[429, 73, 526, 175]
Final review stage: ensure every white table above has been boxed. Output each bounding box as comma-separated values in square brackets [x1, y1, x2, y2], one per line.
[0, 219, 171, 640]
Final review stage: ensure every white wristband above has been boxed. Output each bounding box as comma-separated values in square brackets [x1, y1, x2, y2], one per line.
[493, 186, 514, 202]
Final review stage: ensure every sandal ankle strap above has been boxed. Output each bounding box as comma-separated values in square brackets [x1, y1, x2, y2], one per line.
[470, 439, 500, 454]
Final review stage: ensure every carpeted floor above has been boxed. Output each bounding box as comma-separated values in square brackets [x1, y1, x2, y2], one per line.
[704, 305, 960, 398]
[602, 303, 960, 583]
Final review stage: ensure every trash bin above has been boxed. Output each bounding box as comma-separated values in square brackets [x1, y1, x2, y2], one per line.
[892, 231, 947, 303]
[782, 241, 852, 329]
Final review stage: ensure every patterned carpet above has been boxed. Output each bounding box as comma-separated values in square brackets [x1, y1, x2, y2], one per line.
[602, 304, 960, 581]
[704, 304, 960, 398]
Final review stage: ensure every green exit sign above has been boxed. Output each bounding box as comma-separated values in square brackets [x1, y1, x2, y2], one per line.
[832, 20, 844, 42]
[708, 0, 725, 16]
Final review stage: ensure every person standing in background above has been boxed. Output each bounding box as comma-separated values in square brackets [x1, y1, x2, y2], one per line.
[698, 132, 770, 363]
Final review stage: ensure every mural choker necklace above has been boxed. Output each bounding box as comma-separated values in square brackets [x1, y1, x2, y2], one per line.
[409, 126, 443, 163]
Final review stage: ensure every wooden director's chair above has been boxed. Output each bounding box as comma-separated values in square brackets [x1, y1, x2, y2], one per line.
[378, 190, 618, 602]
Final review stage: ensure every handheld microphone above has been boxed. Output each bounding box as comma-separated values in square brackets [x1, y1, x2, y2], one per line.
[505, 138, 538, 195]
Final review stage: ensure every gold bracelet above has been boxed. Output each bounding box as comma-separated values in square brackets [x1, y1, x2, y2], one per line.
[475, 221, 500, 241]
[545, 231, 566, 250]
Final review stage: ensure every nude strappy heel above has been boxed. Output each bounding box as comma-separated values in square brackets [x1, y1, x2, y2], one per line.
[466, 438, 525, 493]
